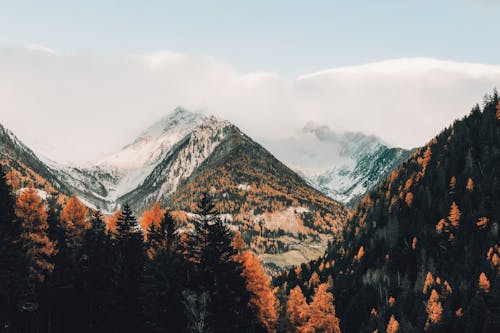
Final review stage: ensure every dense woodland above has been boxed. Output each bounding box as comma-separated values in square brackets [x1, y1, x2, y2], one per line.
[2, 93, 500, 332]
[0, 169, 340, 332]
[275, 93, 500, 332]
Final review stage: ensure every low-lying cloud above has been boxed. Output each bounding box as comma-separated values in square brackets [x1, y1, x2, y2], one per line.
[1, 46, 500, 163]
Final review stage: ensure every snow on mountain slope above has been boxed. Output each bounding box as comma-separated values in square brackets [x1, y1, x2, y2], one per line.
[97, 107, 203, 171]
[117, 115, 232, 211]
[262, 123, 412, 205]
[45, 108, 227, 211]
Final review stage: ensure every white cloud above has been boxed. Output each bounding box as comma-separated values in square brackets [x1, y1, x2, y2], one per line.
[1, 46, 499, 163]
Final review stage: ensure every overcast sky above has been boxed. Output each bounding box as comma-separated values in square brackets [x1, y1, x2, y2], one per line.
[1, 1, 500, 163]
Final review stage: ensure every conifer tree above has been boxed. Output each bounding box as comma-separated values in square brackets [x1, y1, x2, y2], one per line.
[235, 234, 280, 333]
[60, 196, 89, 251]
[141, 202, 163, 231]
[15, 186, 56, 285]
[142, 209, 188, 333]
[112, 203, 145, 332]
[80, 209, 115, 332]
[0, 166, 27, 328]
[302, 283, 341, 333]
[187, 194, 254, 333]
[287, 285, 308, 332]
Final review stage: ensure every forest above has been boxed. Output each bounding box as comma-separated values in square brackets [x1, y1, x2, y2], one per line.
[2, 93, 500, 333]
[275, 93, 500, 332]
[0, 170, 339, 332]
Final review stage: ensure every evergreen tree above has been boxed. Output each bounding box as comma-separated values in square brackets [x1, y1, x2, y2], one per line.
[188, 194, 255, 332]
[79, 209, 115, 332]
[112, 203, 145, 333]
[0, 166, 28, 329]
[142, 210, 189, 332]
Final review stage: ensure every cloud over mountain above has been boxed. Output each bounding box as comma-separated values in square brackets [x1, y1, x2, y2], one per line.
[1, 46, 500, 163]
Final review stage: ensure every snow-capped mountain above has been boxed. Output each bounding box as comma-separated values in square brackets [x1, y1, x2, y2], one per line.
[46, 107, 211, 211]
[262, 123, 412, 205]
[117, 115, 232, 212]
[0, 109, 407, 268]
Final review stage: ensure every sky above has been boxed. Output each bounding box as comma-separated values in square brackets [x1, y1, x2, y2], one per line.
[1, 0, 500, 163]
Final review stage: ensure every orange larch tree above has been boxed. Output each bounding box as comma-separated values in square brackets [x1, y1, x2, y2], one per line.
[106, 209, 122, 233]
[425, 289, 443, 330]
[423, 271, 434, 294]
[448, 202, 460, 228]
[386, 315, 399, 333]
[466, 178, 474, 192]
[308, 272, 320, 289]
[287, 285, 309, 332]
[238, 249, 280, 332]
[60, 196, 89, 249]
[301, 283, 341, 333]
[15, 187, 56, 283]
[140, 202, 164, 232]
[449, 176, 456, 196]
[478, 272, 490, 293]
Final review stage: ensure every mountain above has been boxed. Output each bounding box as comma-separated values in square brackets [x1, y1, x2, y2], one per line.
[262, 124, 412, 205]
[46, 107, 205, 210]
[275, 94, 500, 332]
[2, 109, 348, 269]
[105, 111, 347, 269]
[0, 122, 69, 196]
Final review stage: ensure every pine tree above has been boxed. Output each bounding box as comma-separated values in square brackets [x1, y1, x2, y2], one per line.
[0, 166, 28, 328]
[80, 210, 115, 332]
[187, 194, 254, 333]
[112, 203, 145, 332]
[142, 210, 189, 333]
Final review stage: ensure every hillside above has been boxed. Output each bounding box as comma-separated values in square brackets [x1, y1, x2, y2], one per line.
[276, 94, 500, 332]
[147, 121, 348, 269]
[0, 123, 68, 197]
[0, 111, 349, 269]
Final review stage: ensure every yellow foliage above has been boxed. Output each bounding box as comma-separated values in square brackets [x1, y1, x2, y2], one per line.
[476, 217, 488, 229]
[405, 192, 413, 207]
[425, 289, 443, 330]
[448, 202, 460, 227]
[386, 315, 399, 333]
[423, 272, 434, 294]
[355, 246, 365, 262]
[466, 178, 474, 192]
[479, 272, 490, 293]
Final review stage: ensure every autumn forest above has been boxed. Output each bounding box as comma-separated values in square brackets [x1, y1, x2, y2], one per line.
[1, 94, 500, 333]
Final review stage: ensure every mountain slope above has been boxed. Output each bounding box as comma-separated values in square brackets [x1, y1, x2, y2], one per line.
[46, 107, 205, 211]
[170, 124, 346, 232]
[2, 110, 348, 269]
[168, 123, 347, 270]
[276, 94, 500, 332]
[117, 115, 232, 212]
[0, 123, 69, 196]
[263, 124, 411, 205]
